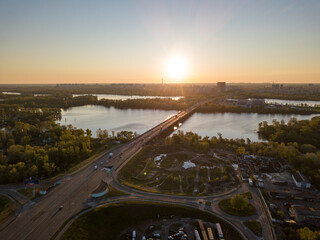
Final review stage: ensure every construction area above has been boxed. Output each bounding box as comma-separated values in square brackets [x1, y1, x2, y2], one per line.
[119, 145, 241, 196]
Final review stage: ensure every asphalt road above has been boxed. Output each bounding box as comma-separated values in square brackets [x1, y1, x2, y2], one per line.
[0, 99, 274, 240]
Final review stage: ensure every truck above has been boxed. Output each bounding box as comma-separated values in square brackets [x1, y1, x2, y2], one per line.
[132, 230, 136, 238]
[207, 227, 215, 240]
[216, 223, 224, 239]
[248, 178, 253, 186]
[198, 220, 209, 240]
[194, 230, 201, 240]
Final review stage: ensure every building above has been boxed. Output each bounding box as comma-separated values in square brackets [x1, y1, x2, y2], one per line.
[217, 82, 226, 92]
[292, 172, 311, 189]
[289, 205, 320, 224]
[271, 84, 284, 89]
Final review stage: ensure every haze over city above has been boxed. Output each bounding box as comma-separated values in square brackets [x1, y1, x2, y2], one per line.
[0, 0, 320, 84]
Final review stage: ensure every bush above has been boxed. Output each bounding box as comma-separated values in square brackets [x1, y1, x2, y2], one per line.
[243, 221, 262, 237]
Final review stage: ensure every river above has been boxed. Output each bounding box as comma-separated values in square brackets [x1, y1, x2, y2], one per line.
[56, 105, 177, 136]
[57, 105, 319, 141]
[72, 94, 183, 101]
[176, 112, 319, 141]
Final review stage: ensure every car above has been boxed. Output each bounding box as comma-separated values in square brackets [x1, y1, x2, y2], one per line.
[59, 205, 63, 210]
[153, 233, 160, 237]
[93, 165, 98, 170]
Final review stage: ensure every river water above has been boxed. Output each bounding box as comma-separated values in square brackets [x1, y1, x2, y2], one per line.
[57, 105, 319, 141]
[56, 105, 177, 136]
[72, 94, 183, 101]
[177, 112, 319, 141]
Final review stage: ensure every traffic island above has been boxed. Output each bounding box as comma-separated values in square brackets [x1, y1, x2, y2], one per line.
[91, 180, 109, 198]
[218, 194, 256, 217]
[243, 220, 262, 237]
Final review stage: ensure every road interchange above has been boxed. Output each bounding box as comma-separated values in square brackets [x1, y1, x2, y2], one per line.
[0, 99, 274, 240]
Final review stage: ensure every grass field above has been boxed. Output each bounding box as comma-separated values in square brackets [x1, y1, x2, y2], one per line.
[219, 199, 256, 217]
[0, 195, 17, 224]
[61, 201, 244, 240]
[243, 221, 262, 237]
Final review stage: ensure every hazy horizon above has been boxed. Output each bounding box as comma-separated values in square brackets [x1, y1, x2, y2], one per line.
[1, 0, 320, 84]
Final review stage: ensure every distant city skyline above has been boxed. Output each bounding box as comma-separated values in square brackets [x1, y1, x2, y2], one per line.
[0, 0, 320, 84]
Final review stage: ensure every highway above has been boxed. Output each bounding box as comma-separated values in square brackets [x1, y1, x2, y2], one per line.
[0, 99, 274, 240]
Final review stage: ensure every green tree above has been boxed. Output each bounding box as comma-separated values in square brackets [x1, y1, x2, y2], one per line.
[230, 194, 248, 211]
[297, 227, 320, 240]
[236, 147, 246, 155]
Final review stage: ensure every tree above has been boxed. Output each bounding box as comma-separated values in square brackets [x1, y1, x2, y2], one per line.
[236, 147, 246, 155]
[297, 227, 320, 240]
[230, 194, 248, 211]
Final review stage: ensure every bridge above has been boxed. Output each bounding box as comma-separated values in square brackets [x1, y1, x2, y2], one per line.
[0, 99, 274, 240]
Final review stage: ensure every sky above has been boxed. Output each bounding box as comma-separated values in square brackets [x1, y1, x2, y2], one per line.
[0, 0, 319, 84]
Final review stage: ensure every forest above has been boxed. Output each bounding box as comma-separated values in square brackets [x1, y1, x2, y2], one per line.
[0, 105, 136, 184]
[258, 117, 320, 148]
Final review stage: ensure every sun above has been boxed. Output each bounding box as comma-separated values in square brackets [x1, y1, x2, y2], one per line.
[164, 55, 190, 82]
